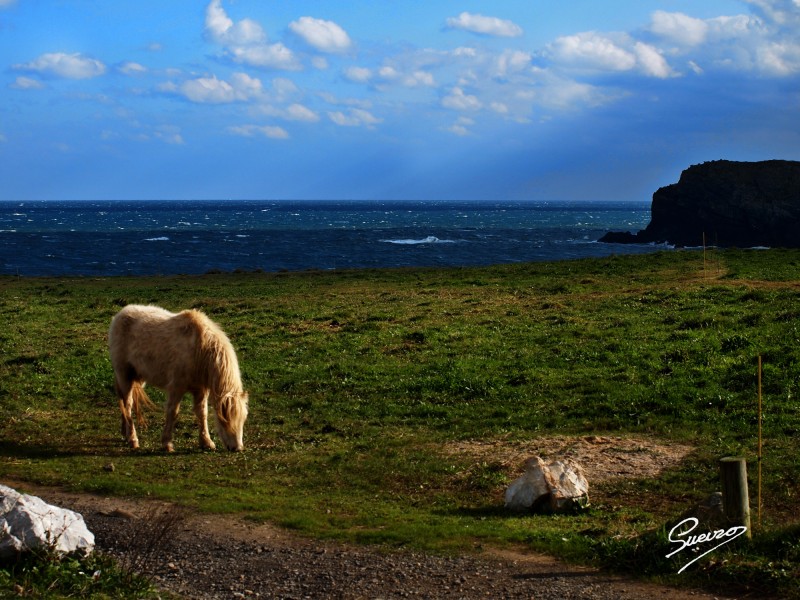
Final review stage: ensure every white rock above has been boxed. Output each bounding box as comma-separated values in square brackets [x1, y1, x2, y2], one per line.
[0, 484, 95, 558]
[504, 457, 550, 511]
[505, 457, 590, 513]
[545, 459, 590, 511]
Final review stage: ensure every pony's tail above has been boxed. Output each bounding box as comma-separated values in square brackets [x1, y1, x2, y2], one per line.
[130, 382, 156, 428]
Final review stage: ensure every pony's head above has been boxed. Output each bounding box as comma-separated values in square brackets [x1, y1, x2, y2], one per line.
[215, 391, 249, 451]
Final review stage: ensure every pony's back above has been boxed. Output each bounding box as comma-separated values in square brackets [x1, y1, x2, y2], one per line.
[109, 305, 176, 369]
[109, 304, 241, 390]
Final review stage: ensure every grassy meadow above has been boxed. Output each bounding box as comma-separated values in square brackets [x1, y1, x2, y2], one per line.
[1, 248, 799, 597]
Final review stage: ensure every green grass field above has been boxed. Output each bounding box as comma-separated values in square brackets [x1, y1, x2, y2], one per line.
[1, 248, 799, 598]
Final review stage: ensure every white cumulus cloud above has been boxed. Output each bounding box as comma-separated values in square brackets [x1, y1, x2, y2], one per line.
[328, 108, 381, 127]
[404, 70, 435, 87]
[446, 12, 523, 38]
[344, 66, 372, 83]
[154, 125, 185, 145]
[118, 61, 148, 76]
[650, 11, 709, 46]
[756, 40, 800, 74]
[647, 6, 798, 76]
[257, 102, 320, 122]
[179, 73, 262, 104]
[181, 76, 236, 103]
[289, 17, 352, 53]
[490, 102, 509, 114]
[14, 52, 106, 79]
[745, 0, 800, 27]
[10, 76, 46, 90]
[634, 42, 674, 78]
[227, 43, 301, 71]
[205, 0, 266, 45]
[546, 32, 675, 78]
[285, 103, 320, 122]
[547, 32, 637, 72]
[494, 50, 533, 78]
[444, 116, 475, 136]
[205, 0, 299, 71]
[532, 78, 609, 111]
[228, 124, 289, 140]
[345, 64, 434, 88]
[442, 87, 482, 111]
[205, 0, 233, 41]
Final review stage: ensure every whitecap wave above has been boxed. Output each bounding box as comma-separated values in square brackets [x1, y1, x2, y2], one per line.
[144, 236, 170, 242]
[380, 236, 456, 245]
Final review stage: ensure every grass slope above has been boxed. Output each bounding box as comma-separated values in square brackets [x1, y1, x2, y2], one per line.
[1, 248, 799, 597]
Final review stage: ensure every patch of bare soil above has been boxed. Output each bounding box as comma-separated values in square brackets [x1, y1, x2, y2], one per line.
[7, 447, 741, 600]
[443, 435, 695, 484]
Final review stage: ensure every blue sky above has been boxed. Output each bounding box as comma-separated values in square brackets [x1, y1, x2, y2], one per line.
[1, 0, 798, 201]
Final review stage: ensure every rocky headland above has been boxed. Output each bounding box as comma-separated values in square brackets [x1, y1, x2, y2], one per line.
[600, 160, 800, 248]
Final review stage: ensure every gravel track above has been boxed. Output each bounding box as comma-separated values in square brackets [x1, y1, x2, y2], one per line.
[16, 485, 735, 600]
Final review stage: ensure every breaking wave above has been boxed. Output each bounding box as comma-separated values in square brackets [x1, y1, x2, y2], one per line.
[380, 236, 456, 245]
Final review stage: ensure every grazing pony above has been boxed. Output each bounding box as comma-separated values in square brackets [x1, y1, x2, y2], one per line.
[109, 305, 249, 452]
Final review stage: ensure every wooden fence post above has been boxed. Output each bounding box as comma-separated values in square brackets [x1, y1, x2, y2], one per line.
[720, 456, 752, 538]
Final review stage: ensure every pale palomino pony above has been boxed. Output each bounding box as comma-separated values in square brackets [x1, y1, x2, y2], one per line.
[109, 305, 249, 452]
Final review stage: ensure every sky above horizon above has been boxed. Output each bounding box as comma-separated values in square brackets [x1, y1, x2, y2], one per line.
[1, 0, 799, 202]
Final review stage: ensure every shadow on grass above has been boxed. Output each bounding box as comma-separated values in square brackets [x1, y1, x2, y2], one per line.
[444, 504, 508, 519]
[0, 439, 106, 459]
[445, 504, 593, 520]
[0, 438, 201, 460]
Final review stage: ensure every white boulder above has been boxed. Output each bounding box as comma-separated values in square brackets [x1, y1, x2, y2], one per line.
[505, 456, 590, 513]
[0, 484, 95, 558]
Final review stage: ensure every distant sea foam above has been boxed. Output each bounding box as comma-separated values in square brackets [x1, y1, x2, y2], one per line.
[0, 200, 662, 277]
[381, 236, 456, 245]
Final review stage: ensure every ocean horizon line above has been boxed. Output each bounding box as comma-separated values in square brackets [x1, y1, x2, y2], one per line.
[0, 198, 651, 205]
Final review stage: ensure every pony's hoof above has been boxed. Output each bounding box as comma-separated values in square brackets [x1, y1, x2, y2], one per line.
[163, 443, 175, 453]
[129, 440, 140, 450]
[200, 440, 216, 451]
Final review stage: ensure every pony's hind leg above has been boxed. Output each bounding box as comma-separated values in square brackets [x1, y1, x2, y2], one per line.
[116, 379, 140, 450]
[193, 390, 216, 450]
[161, 390, 183, 452]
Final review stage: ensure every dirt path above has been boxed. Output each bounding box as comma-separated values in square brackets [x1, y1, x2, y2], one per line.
[8, 482, 740, 600]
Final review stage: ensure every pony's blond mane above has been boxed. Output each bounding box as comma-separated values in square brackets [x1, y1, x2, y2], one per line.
[182, 310, 248, 430]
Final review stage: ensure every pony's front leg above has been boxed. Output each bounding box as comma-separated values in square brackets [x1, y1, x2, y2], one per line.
[193, 390, 216, 450]
[161, 390, 182, 452]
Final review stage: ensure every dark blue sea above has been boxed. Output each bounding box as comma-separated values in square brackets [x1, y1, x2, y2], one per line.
[0, 200, 664, 277]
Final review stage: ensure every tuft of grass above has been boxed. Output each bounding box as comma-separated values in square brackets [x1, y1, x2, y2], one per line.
[0, 549, 159, 599]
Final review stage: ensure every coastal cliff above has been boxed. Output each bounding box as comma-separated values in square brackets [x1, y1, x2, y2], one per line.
[600, 160, 800, 248]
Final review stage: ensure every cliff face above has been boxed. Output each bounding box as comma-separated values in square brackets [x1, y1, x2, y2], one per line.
[601, 160, 800, 247]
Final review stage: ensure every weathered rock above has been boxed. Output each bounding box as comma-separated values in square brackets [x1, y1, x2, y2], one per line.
[505, 457, 590, 513]
[0, 484, 95, 557]
[600, 160, 800, 248]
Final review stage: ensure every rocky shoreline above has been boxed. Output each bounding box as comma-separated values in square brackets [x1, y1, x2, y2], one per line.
[601, 160, 800, 248]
